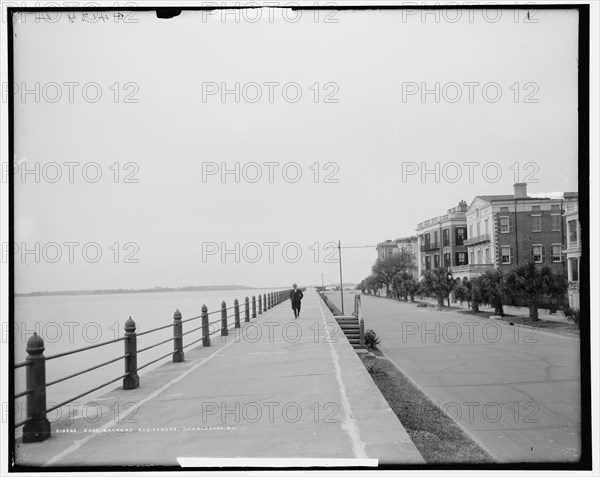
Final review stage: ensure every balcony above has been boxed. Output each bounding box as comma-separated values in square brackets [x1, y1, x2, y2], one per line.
[420, 242, 440, 252]
[464, 234, 491, 246]
[450, 264, 495, 275]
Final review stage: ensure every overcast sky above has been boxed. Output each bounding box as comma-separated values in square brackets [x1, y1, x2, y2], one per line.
[10, 7, 579, 292]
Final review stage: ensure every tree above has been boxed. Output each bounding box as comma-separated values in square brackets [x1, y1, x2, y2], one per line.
[477, 269, 506, 316]
[420, 267, 456, 309]
[454, 277, 485, 312]
[401, 274, 421, 303]
[361, 275, 381, 295]
[504, 261, 568, 321]
[371, 253, 415, 296]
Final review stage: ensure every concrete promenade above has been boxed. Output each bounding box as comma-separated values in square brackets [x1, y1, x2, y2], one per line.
[16, 289, 424, 467]
[329, 292, 581, 463]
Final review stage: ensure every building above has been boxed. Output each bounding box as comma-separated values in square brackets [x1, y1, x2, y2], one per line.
[416, 201, 468, 277]
[376, 236, 418, 261]
[375, 236, 419, 286]
[563, 202, 581, 310]
[453, 183, 578, 282]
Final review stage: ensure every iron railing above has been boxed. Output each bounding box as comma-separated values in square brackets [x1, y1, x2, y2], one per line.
[13, 289, 291, 443]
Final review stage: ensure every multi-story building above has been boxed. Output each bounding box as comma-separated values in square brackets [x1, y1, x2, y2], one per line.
[416, 201, 469, 277]
[376, 236, 418, 260]
[453, 183, 578, 282]
[563, 202, 581, 310]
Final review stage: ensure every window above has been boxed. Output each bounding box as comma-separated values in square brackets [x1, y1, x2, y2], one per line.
[500, 207, 509, 213]
[469, 225, 474, 239]
[551, 244, 562, 262]
[551, 214, 561, 231]
[485, 248, 491, 261]
[457, 252, 467, 265]
[568, 220, 578, 245]
[444, 253, 451, 267]
[570, 258, 579, 282]
[501, 247, 511, 264]
[531, 245, 543, 263]
[456, 228, 466, 245]
[477, 249, 482, 264]
[532, 215, 542, 232]
[476, 222, 481, 236]
[470, 250, 474, 264]
[500, 216, 510, 233]
[425, 256, 431, 270]
[531, 205, 541, 212]
[443, 229, 450, 247]
[433, 231, 438, 245]
[476, 208, 480, 219]
[434, 255, 439, 269]
[484, 219, 489, 235]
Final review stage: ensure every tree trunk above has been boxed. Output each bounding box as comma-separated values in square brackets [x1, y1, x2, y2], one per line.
[494, 304, 504, 317]
[437, 296, 445, 308]
[409, 293, 415, 303]
[472, 301, 480, 313]
[529, 305, 539, 321]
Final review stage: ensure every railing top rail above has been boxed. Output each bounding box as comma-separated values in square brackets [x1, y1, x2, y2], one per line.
[136, 322, 174, 337]
[45, 335, 127, 361]
[14, 361, 32, 369]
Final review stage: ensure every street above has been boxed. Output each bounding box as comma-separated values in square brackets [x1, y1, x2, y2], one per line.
[329, 292, 581, 463]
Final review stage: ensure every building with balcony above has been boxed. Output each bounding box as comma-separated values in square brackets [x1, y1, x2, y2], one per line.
[376, 236, 418, 270]
[416, 201, 468, 277]
[455, 183, 578, 282]
[563, 203, 581, 310]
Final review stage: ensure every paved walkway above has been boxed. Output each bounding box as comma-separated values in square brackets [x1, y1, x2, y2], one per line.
[16, 289, 423, 467]
[328, 292, 581, 463]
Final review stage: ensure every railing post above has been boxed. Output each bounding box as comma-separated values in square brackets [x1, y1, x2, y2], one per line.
[22, 333, 50, 443]
[123, 317, 139, 390]
[245, 296, 250, 322]
[173, 309, 184, 362]
[258, 294, 262, 314]
[252, 296, 256, 318]
[200, 304, 210, 347]
[359, 317, 365, 349]
[221, 301, 229, 336]
[267, 293, 271, 309]
[263, 293, 267, 311]
[234, 298, 240, 328]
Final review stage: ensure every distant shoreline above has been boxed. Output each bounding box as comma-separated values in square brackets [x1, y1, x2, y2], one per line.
[15, 285, 268, 298]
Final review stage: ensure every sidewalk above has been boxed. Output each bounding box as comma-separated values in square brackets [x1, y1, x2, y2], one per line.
[16, 289, 424, 467]
[366, 293, 571, 323]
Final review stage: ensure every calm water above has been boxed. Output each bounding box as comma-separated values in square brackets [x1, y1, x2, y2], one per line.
[13, 289, 281, 426]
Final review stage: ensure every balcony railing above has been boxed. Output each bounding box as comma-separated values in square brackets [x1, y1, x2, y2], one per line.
[450, 264, 495, 274]
[420, 242, 440, 251]
[464, 234, 491, 246]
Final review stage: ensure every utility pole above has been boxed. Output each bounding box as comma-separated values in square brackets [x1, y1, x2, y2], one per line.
[338, 240, 344, 314]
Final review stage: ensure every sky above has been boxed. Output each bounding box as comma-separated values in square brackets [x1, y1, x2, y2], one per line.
[8, 7, 580, 292]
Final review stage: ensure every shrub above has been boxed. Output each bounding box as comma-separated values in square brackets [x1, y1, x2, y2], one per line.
[561, 304, 581, 327]
[366, 363, 381, 375]
[364, 329, 381, 351]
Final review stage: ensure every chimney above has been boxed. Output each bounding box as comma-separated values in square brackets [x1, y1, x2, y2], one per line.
[513, 183, 527, 199]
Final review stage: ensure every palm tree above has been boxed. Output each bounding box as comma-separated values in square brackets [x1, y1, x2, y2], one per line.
[477, 269, 506, 316]
[504, 261, 568, 321]
[420, 267, 456, 309]
[455, 277, 482, 312]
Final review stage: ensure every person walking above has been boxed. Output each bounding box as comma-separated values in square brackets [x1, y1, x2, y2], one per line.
[290, 283, 304, 319]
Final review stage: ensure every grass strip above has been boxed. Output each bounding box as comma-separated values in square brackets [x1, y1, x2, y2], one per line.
[363, 355, 495, 464]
